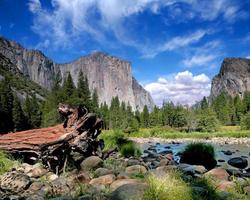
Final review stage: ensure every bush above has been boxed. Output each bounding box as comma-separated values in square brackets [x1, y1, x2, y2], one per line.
[0, 151, 14, 174]
[144, 172, 192, 200]
[180, 143, 217, 170]
[120, 142, 141, 158]
[240, 112, 250, 130]
[196, 110, 220, 132]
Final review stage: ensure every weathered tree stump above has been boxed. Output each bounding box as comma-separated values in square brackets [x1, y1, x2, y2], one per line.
[0, 103, 104, 173]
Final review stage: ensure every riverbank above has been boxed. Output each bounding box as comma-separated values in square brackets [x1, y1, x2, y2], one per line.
[131, 137, 250, 145]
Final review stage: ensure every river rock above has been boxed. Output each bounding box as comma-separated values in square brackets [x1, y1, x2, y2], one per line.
[204, 168, 229, 181]
[94, 168, 113, 177]
[243, 186, 250, 195]
[217, 181, 235, 192]
[159, 159, 170, 166]
[110, 179, 141, 191]
[50, 177, 72, 197]
[27, 166, 48, 178]
[117, 172, 130, 179]
[0, 171, 31, 193]
[109, 183, 147, 200]
[127, 159, 140, 166]
[228, 157, 248, 169]
[75, 172, 91, 184]
[125, 165, 147, 174]
[222, 150, 233, 155]
[89, 174, 115, 186]
[80, 156, 103, 170]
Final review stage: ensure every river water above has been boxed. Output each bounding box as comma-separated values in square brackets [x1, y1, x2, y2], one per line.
[136, 141, 250, 169]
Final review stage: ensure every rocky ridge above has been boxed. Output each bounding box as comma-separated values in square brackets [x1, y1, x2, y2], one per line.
[0, 37, 154, 111]
[210, 58, 250, 100]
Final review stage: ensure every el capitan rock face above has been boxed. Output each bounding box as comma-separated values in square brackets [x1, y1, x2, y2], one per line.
[0, 37, 154, 111]
[210, 58, 250, 100]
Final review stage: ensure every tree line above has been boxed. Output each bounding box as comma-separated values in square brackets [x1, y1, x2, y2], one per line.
[2, 70, 250, 133]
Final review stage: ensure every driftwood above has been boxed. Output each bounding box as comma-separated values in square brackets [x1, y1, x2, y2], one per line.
[0, 103, 104, 173]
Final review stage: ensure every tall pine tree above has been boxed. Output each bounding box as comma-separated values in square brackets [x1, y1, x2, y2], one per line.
[12, 94, 26, 131]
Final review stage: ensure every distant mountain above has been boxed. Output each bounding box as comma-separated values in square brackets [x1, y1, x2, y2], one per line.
[210, 58, 250, 100]
[0, 52, 47, 101]
[0, 37, 154, 111]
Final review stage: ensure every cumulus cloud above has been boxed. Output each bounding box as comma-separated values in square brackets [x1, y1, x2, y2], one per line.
[144, 71, 211, 106]
[27, 0, 246, 53]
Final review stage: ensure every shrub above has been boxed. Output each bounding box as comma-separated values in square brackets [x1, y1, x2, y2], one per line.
[196, 110, 220, 132]
[143, 172, 192, 200]
[180, 143, 216, 170]
[240, 112, 250, 130]
[0, 151, 14, 174]
[120, 142, 141, 158]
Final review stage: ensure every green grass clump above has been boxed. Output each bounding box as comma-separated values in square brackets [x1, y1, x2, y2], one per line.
[180, 143, 216, 170]
[120, 142, 141, 158]
[144, 171, 193, 200]
[0, 151, 14, 174]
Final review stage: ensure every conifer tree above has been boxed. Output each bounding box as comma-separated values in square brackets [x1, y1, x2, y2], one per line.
[0, 78, 13, 132]
[77, 71, 91, 109]
[62, 72, 75, 101]
[92, 88, 99, 113]
[141, 105, 150, 128]
[12, 94, 26, 131]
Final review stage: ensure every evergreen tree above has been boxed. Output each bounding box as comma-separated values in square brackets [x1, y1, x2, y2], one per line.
[243, 91, 250, 112]
[0, 78, 13, 132]
[77, 71, 91, 109]
[200, 96, 208, 110]
[62, 72, 75, 101]
[24, 94, 41, 128]
[141, 105, 150, 128]
[99, 102, 109, 129]
[109, 96, 121, 129]
[92, 88, 99, 113]
[234, 95, 244, 125]
[12, 94, 26, 131]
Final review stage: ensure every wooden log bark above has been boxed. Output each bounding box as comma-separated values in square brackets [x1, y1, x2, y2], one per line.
[0, 103, 104, 173]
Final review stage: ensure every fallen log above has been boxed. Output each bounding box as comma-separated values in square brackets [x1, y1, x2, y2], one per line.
[0, 103, 104, 173]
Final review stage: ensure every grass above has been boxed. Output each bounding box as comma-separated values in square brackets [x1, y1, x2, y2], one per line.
[180, 143, 216, 170]
[99, 130, 142, 158]
[143, 171, 193, 200]
[120, 142, 141, 158]
[0, 151, 15, 175]
[126, 126, 250, 139]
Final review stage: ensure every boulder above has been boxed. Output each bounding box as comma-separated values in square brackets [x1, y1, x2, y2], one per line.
[159, 159, 170, 166]
[80, 156, 103, 170]
[0, 171, 31, 193]
[217, 181, 235, 192]
[181, 165, 207, 175]
[204, 168, 229, 181]
[109, 183, 147, 200]
[110, 179, 141, 191]
[89, 174, 115, 186]
[243, 186, 250, 195]
[75, 172, 91, 184]
[94, 168, 112, 177]
[228, 157, 248, 169]
[50, 177, 72, 197]
[27, 166, 48, 178]
[127, 159, 140, 166]
[125, 165, 147, 174]
[117, 172, 130, 180]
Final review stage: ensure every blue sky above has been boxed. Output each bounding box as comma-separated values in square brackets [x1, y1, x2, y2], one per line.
[1, 0, 250, 105]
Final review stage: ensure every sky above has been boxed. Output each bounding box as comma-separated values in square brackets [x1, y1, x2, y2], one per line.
[1, 0, 250, 106]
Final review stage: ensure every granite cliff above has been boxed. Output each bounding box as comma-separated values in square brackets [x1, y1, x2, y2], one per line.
[210, 58, 250, 100]
[0, 37, 154, 111]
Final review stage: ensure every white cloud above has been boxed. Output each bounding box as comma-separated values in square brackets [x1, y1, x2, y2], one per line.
[246, 55, 250, 59]
[144, 71, 211, 106]
[183, 54, 216, 67]
[143, 29, 208, 58]
[182, 40, 222, 68]
[28, 0, 246, 52]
